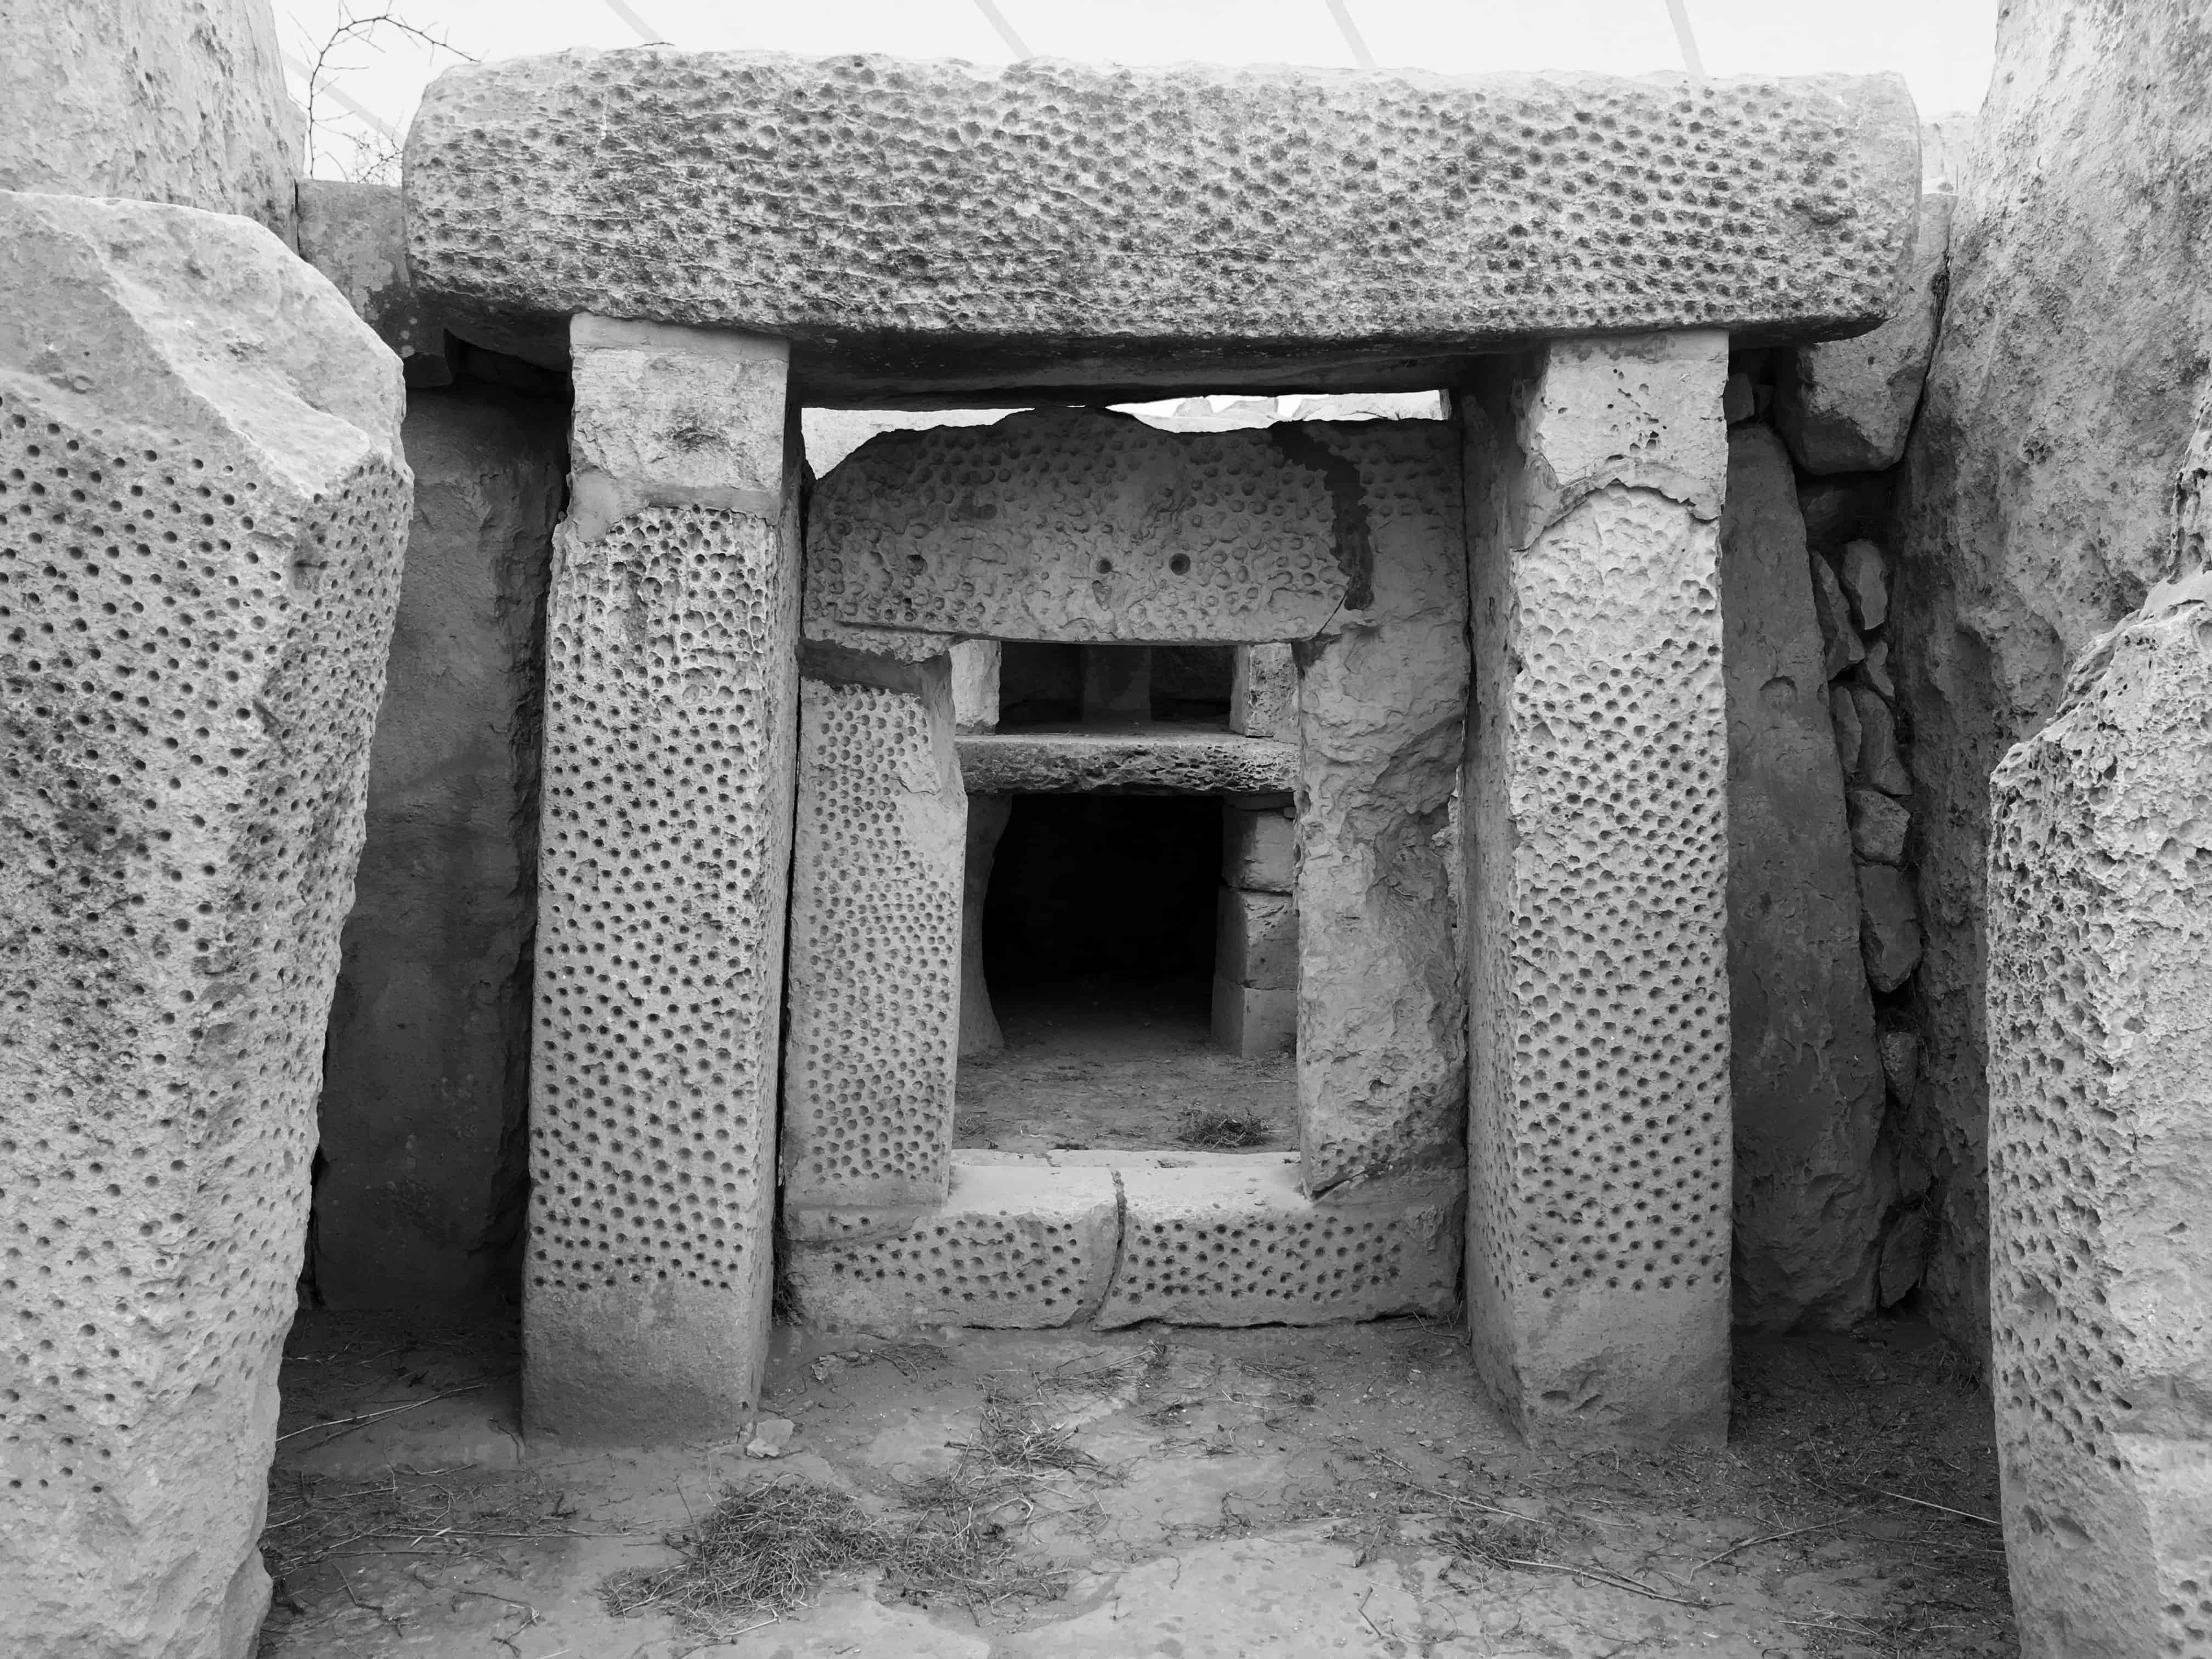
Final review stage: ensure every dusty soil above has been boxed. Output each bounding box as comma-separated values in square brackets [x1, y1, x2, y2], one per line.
[955, 979, 1297, 1152]
[257, 1307, 2016, 1658]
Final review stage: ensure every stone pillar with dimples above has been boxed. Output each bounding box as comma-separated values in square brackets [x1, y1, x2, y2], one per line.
[523, 316, 799, 1440]
[1459, 333, 1734, 1446]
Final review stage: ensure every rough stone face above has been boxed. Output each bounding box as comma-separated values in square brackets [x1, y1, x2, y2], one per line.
[1987, 577, 2212, 1659]
[781, 653, 966, 1218]
[1857, 862, 1924, 992]
[1838, 539, 1891, 631]
[1462, 333, 1733, 1444]
[1847, 785, 1910, 865]
[1718, 426, 1889, 1329]
[0, 0, 298, 235]
[955, 730, 1295, 795]
[406, 50, 1921, 397]
[1212, 888, 1298, 1059]
[1223, 803, 1296, 895]
[524, 320, 799, 1441]
[0, 192, 408, 1659]
[1888, 0, 2212, 1356]
[949, 639, 1001, 733]
[315, 388, 563, 1310]
[807, 410, 1348, 643]
[1850, 684, 1911, 796]
[1776, 193, 1954, 474]
[1292, 422, 1468, 1192]
[1231, 643, 1297, 738]
[1809, 552, 1866, 678]
[959, 795, 1011, 1059]
[1831, 684, 1864, 777]
[295, 181, 452, 386]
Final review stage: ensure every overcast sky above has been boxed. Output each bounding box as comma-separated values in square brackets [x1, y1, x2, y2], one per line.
[279, 0, 1998, 177]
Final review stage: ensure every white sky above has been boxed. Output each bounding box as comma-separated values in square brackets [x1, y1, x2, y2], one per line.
[279, 0, 1997, 178]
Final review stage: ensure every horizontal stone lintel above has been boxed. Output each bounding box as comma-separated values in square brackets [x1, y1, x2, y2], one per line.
[957, 727, 1296, 794]
[407, 49, 1922, 391]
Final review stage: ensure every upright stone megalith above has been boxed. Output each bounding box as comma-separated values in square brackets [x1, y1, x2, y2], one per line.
[0, 193, 409, 1659]
[524, 317, 800, 1440]
[1460, 333, 1734, 1445]
[1987, 571, 2212, 1659]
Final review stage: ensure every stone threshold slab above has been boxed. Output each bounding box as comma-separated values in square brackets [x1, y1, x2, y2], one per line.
[786, 1155, 1460, 1331]
[957, 726, 1296, 794]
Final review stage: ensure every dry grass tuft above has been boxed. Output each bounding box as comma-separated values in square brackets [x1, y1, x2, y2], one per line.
[261, 1467, 576, 1588]
[1176, 1109, 1274, 1150]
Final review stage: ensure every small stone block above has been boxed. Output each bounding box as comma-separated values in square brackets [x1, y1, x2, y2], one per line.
[1216, 889, 1297, 988]
[1231, 643, 1296, 738]
[1850, 684, 1912, 797]
[1097, 1165, 1462, 1328]
[786, 1165, 1119, 1330]
[1839, 539, 1890, 631]
[1222, 804, 1296, 893]
[1211, 977, 1296, 1058]
[1847, 785, 1910, 864]
[1857, 861, 1924, 991]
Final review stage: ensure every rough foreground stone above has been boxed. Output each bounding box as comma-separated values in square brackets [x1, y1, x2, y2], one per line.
[0, 0, 298, 235]
[1986, 575, 2212, 1659]
[1718, 427, 1888, 1329]
[807, 410, 1348, 642]
[1776, 193, 1953, 474]
[524, 319, 799, 1440]
[781, 653, 966, 1217]
[955, 730, 1296, 795]
[406, 50, 1921, 396]
[1888, 0, 2212, 1356]
[1293, 422, 1468, 1192]
[316, 389, 563, 1309]
[0, 193, 408, 1659]
[1461, 333, 1732, 1444]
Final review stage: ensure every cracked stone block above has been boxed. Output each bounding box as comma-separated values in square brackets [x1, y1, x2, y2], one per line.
[1098, 1165, 1461, 1328]
[787, 1165, 1119, 1330]
[1462, 332, 1733, 1445]
[1987, 578, 2212, 1659]
[1719, 425, 1888, 1330]
[781, 652, 966, 1215]
[407, 50, 1920, 396]
[1293, 422, 1469, 1192]
[1223, 803, 1296, 894]
[1231, 642, 1297, 738]
[0, 191, 409, 1659]
[524, 318, 799, 1442]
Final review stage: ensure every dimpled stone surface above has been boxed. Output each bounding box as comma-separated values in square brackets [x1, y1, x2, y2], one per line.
[405, 50, 1921, 382]
[955, 729, 1296, 795]
[1987, 580, 2212, 1659]
[807, 410, 1346, 643]
[0, 193, 408, 1659]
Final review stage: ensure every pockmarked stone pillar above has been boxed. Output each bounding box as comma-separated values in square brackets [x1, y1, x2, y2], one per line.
[1459, 333, 1733, 1446]
[0, 192, 409, 1659]
[781, 643, 967, 1220]
[524, 316, 799, 1440]
[1987, 572, 2212, 1659]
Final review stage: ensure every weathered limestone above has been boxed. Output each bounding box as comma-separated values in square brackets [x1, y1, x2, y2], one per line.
[524, 318, 799, 1440]
[1223, 803, 1296, 895]
[1858, 862, 1925, 993]
[1461, 333, 1733, 1444]
[1889, 0, 2212, 1355]
[295, 181, 453, 387]
[959, 795, 1012, 1059]
[1718, 426, 1889, 1329]
[1231, 643, 1297, 738]
[781, 650, 966, 1218]
[949, 639, 1001, 733]
[1293, 423, 1469, 1192]
[0, 0, 298, 236]
[406, 51, 1921, 397]
[956, 729, 1296, 795]
[316, 389, 563, 1308]
[1987, 573, 2212, 1659]
[1776, 193, 1953, 474]
[0, 193, 408, 1659]
[806, 410, 1349, 642]
[1211, 889, 1297, 1059]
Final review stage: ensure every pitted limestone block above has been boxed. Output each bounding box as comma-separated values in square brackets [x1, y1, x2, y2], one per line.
[1462, 334, 1733, 1445]
[782, 658, 966, 1214]
[1211, 979, 1296, 1059]
[956, 730, 1296, 795]
[787, 1165, 1119, 1330]
[1232, 644, 1297, 738]
[1097, 1165, 1461, 1328]
[1, 0, 298, 235]
[1718, 426, 1888, 1329]
[806, 409, 1348, 642]
[406, 49, 1921, 395]
[295, 180, 452, 385]
[1217, 890, 1297, 989]
[951, 639, 1001, 733]
[0, 192, 408, 1659]
[1987, 577, 2212, 1659]
[1223, 803, 1296, 894]
[1291, 422, 1468, 1192]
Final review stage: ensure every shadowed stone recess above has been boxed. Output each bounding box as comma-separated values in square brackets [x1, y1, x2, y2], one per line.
[405, 49, 1921, 392]
[0, 192, 409, 1659]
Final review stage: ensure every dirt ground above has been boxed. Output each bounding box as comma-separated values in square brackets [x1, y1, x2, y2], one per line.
[258, 1306, 2016, 1658]
[956, 980, 1297, 1152]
